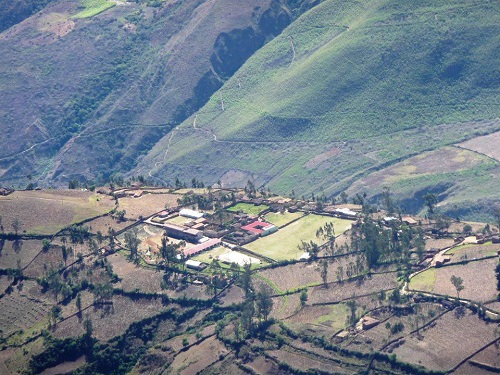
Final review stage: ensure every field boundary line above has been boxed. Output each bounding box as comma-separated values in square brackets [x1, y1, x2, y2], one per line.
[311, 288, 396, 307]
[378, 309, 450, 353]
[405, 288, 500, 320]
[452, 144, 500, 164]
[448, 336, 500, 373]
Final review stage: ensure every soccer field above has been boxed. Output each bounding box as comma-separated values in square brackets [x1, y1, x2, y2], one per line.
[245, 215, 352, 261]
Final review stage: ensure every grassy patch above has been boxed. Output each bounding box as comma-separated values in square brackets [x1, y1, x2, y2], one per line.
[264, 211, 304, 227]
[174, 188, 208, 195]
[226, 203, 269, 216]
[409, 268, 436, 292]
[165, 215, 190, 225]
[191, 246, 230, 264]
[72, 0, 115, 19]
[245, 215, 352, 261]
[254, 274, 283, 294]
[315, 303, 349, 331]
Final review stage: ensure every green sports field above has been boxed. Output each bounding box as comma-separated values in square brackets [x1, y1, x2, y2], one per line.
[245, 215, 352, 261]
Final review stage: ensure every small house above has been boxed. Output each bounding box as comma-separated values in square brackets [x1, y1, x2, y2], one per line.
[179, 209, 205, 219]
[402, 216, 418, 226]
[356, 316, 380, 331]
[185, 259, 207, 271]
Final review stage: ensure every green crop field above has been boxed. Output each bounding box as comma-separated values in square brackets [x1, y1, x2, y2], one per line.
[191, 246, 229, 264]
[264, 211, 304, 227]
[409, 268, 436, 293]
[245, 215, 352, 261]
[72, 0, 115, 19]
[315, 304, 350, 332]
[226, 203, 269, 216]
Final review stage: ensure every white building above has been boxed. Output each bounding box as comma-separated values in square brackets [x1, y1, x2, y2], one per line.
[179, 209, 205, 219]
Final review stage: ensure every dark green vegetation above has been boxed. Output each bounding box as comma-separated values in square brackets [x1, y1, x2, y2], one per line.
[0, 0, 56, 33]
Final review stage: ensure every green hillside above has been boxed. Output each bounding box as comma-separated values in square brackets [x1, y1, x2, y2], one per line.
[136, 0, 499, 213]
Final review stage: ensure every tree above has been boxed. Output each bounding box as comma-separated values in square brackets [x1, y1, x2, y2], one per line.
[450, 275, 464, 299]
[414, 228, 425, 262]
[241, 262, 253, 298]
[83, 315, 93, 348]
[108, 228, 116, 252]
[244, 180, 256, 198]
[319, 260, 328, 288]
[11, 218, 21, 235]
[239, 301, 255, 338]
[96, 231, 104, 244]
[159, 236, 177, 268]
[300, 289, 308, 307]
[93, 282, 113, 304]
[346, 300, 357, 326]
[336, 265, 344, 283]
[423, 193, 437, 215]
[255, 285, 273, 322]
[124, 229, 141, 263]
[42, 239, 51, 252]
[76, 293, 82, 314]
[339, 192, 348, 204]
[298, 240, 320, 259]
[61, 245, 68, 264]
[492, 206, 500, 232]
[495, 262, 500, 292]
[115, 210, 126, 222]
[382, 186, 395, 215]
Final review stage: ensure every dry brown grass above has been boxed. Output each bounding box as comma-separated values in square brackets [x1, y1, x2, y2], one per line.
[255, 254, 360, 292]
[432, 258, 498, 302]
[53, 295, 167, 341]
[86, 215, 133, 234]
[23, 246, 65, 278]
[458, 131, 500, 161]
[349, 303, 445, 352]
[392, 310, 498, 371]
[308, 273, 398, 305]
[117, 193, 179, 220]
[446, 243, 498, 264]
[348, 147, 488, 192]
[219, 285, 245, 306]
[108, 252, 164, 294]
[469, 343, 500, 368]
[246, 356, 280, 374]
[0, 286, 52, 336]
[166, 336, 228, 375]
[268, 345, 358, 374]
[0, 190, 114, 235]
[0, 240, 44, 269]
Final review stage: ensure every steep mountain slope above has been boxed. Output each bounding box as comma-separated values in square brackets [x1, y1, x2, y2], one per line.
[134, 0, 499, 214]
[0, 0, 316, 186]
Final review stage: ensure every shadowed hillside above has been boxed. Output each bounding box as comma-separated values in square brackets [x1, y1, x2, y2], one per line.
[0, 0, 317, 186]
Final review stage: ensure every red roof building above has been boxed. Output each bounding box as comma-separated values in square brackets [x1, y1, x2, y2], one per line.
[241, 221, 278, 236]
[183, 238, 221, 257]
